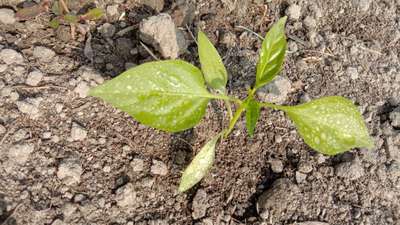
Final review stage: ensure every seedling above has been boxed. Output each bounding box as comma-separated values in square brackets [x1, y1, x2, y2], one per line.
[89, 17, 374, 192]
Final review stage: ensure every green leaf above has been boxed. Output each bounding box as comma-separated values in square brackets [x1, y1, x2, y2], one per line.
[281, 96, 374, 155]
[89, 60, 219, 132]
[245, 98, 260, 137]
[83, 8, 104, 20]
[198, 31, 228, 93]
[49, 18, 60, 29]
[64, 14, 79, 24]
[255, 17, 287, 89]
[179, 135, 219, 192]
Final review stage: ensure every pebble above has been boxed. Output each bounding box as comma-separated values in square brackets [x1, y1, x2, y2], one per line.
[57, 157, 83, 186]
[303, 16, 317, 30]
[346, 66, 359, 80]
[352, 0, 372, 12]
[79, 66, 104, 84]
[389, 106, 400, 128]
[386, 134, 400, 161]
[33, 46, 56, 62]
[192, 189, 209, 220]
[70, 122, 87, 141]
[73, 81, 90, 98]
[0, 8, 16, 25]
[0, 124, 5, 135]
[256, 76, 292, 104]
[106, 5, 119, 18]
[298, 162, 313, 174]
[26, 70, 43, 86]
[131, 158, 145, 172]
[52, 219, 66, 225]
[8, 143, 35, 164]
[139, 0, 164, 12]
[171, 2, 195, 26]
[150, 160, 168, 175]
[335, 159, 365, 180]
[0, 49, 24, 65]
[140, 13, 186, 59]
[115, 183, 140, 208]
[294, 222, 330, 225]
[0, 64, 7, 72]
[286, 4, 302, 20]
[16, 98, 41, 119]
[270, 159, 284, 173]
[295, 171, 307, 183]
[98, 23, 116, 38]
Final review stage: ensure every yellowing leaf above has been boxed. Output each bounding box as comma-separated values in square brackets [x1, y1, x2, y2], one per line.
[179, 136, 219, 192]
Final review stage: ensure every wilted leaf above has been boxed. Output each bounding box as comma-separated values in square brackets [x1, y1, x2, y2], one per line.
[179, 136, 219, 192]
[245, 98, 260, 137]
[89, 60, 222, 132]
[255, 17, 287, 89]
[83, 8, 104, 20]
[49, 18, 60, 29]
[281, 96, 374, 155]
[198, 31, 228, 93]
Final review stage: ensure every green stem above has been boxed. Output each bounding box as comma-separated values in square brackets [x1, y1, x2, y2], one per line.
[224, 99, 233, 120]
[224, 103, 246, 138]
[259, 102, 287, 111]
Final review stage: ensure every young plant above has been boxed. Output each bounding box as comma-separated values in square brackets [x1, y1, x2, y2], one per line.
[89, 17, 374, 192]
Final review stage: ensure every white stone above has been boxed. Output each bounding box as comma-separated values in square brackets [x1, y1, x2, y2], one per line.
[115, 183, 140, 208]
[256, 76, 292, 104]
[33, 46, 55, 62]
[70, 123, 87, 141]
[131, 158, 145, 172]
[26, 70, 43, 86]
[16, 98, 41, 119]
[8, 143, 35, 164]
[57, 157, 83, 186]
[0, 8, 16, 25]
[0, 49, 24, 65]
[286, 4, 302, 20]
[73, 81, 90, 98]
[150, 160, 168, 175]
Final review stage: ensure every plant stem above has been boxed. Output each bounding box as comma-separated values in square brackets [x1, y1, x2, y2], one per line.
[224, 103, 246, 138]
[259, 102, 287, 111]
[224, 99, 233, 120]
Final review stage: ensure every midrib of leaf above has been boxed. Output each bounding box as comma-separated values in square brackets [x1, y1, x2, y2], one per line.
[104, 90, 230, 100]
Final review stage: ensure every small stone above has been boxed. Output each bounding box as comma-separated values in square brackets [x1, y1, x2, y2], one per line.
[0, 64, 7, 72]
[42, 132, 52, 139]
[0, 49, 24, 65]
[12, 129, 29, 142]
[106, 5, 119, 18]
[55, 103, 63, 113]
[8, 143, 35, 164]
[79, 66, 104, 84]
[389, 106, 400, 128]
[386, 134, 400, 161]
[294, 222, 330, 225]
[0, 8, 16, 25]
[140, 13, 185, 59]
[98, 23, 116, 38]
[52, 219, 66, 225]
[33, 46, 56, 62]
[16, 98, 41, 119]
[139, 0, 164, 12]
[270, 159, 283, 173]
[131, 158, 145, 172]
[346, 66, 359, 80]
[352, 0, 372, 12]
[150, 160, 168, 175]
[286, 4, 302, 20]
[73, 81, 90, 98]
[115, 183, 140, 208]
[295, 171, 307, 183]
[70, 123, 87, 141]
[26, 70, 43, 86]
[57, 157, 83, 186]
[303, 16, 317, 30]
[335, 159, 365, 180]
[192, 189, 209, 220]
[0, 124, 5, 135]
[256, 76, 292, 104]
[221, 32, 237, 48]
[298, 162, 313, 174]
[103, 165, 111, 173]
[56, 25, 72, 42]
[73, 193, 86, 203]
[171, 2, 195, 26]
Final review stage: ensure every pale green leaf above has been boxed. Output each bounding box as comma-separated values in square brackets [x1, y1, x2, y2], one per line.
[281, 96, 374, 155]
[49, 18, 60, 29]
[255, 17, 287, 89]
[198, 31, 228, 93]
[179, 136, 219, 192]
[89, 60, 217, 132]
[245, 98, 260, 137]
[83, 8, 104, 20]
[64, 14, 78, 24]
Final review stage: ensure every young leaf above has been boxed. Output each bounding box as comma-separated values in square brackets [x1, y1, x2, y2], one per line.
[89, 60, 219, 132]
[198, 31, 228, 93]
[83, 8, 104, 20]
[280, 96, 374, 155]
[64, 14, 79, 23]
[245, 98, 260, 137]
[179, 135, 219, 192]
[49, 18, 60, 29]
[255, 17, 287, 89]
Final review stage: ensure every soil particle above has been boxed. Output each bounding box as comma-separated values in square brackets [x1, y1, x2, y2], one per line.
[32, 46, 56, 63]
[256, 76, 292, 104]
[294, 222, 330, 225]
[16, 98, 41, 119]
[270, 159, 284, 173]
[25, 70, 43, 86]
[286, 4, 302, 20]
[295, 171, 307, 183]
[106, 4, 119, 19]
[0, 48, 24, 65]
[57, 157, 83, 186]
[7, 143, 34, 165]
[139, 13, 185, 59]
[335, 158, 365, 180]
[73, 81, 90, 98]
[150, 159, 168, 176]
[115, 183, 140, 209]
[98, 23, 116, 38]
[0, 8, 16, 25]
[131, 157, 145, 172]
[171, 1, 196, 27]
[386, 133, 400, 161]
[389, 106, 400, 128]
[346, 66, 359, 80]
[303, 16, 317, 30]
[70, 122, 87, 141]
[192, 189, 209, 220]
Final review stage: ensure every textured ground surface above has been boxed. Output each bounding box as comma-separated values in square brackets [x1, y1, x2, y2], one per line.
[0, 0, 399, 225]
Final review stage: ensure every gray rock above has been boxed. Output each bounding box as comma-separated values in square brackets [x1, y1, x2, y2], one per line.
[79, 66, 104, 84]
[70, 122, 87, 141]
[171, 2, 195, 26]
[33, 46, 55, 62]
[12, 129, 29, 142]
[98, 23, 116, 38]
[335, 159, 365, 180]
[26, 70, 43, 86]
[270, 159, 283, 173]
[346, 66, 359, 80]
[16, 98, 41, 119]
[0, 49, 24, 65]
[389, 106, 400, 128]
[298, 162, 313, 174]
[192, 189, 209, 220]
[140, 14, 185, 59]
[150, 159, 168, 175]
[303, 16, 317, 30]
[73, 81, 90, 98]
[57, 157, 83, 186]
[295, 171, 307, 183]
[139, 0, 164, 12]
[8, 143, 35, 164]
[131, 158, 145, 172]
[256, 76, 292, 104]
[115, 183, 140, 208]
[294, 222, 330, 225]
[257, 178, 300, 221]
[0, 8, 16, 25]
[106, 5, 119, 18]
[286, 4, 302, 20]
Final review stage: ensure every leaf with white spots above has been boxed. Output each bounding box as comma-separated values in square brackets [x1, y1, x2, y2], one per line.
[179, 136, 219, 192]
[198, 31, 228, 93]
[255, 17, 287, 89]
[280, 96, 374, 155]
[245, 98, 260, 137]
[90, 60, 220, 132]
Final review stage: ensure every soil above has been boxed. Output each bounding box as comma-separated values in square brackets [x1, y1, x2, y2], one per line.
[0, 0, 399, 225]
